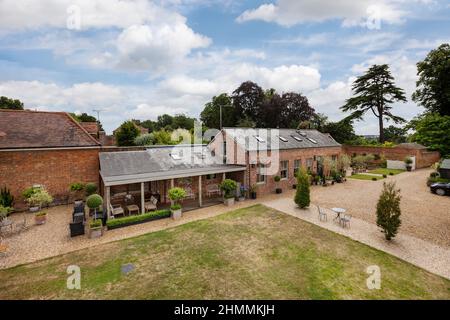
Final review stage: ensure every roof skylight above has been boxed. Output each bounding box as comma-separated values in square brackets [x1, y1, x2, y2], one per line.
[254, 136, 265, 143]
[279, 136, 288, 142]
[291, 135, 303, 142]
[170, 153, 181, 160]
[307, 137, 318, 144]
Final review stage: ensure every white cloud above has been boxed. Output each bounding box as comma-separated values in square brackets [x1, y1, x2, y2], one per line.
[0, 80, 125, 114]
[267, 33, 329, 46]
[0, 0, 180, 31]
[115, 23, 211, 73]
[237, 0, 407, 27]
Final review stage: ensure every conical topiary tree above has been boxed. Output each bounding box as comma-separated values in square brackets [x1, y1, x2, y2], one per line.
[295, 168, 310, 208]
[376, 182, 401, 240]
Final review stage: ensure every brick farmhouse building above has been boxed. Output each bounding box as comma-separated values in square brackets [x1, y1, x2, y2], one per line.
[0, 109, 440, 213]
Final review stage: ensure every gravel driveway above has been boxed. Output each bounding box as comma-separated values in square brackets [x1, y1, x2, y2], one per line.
[311, 168, 450, 247]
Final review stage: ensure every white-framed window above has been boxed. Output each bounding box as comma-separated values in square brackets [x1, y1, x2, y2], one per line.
[293, 159, 301, 176]
[306, 158, 313, 172]
[256, 163, 267, 183]
[280, 160, 289, 179]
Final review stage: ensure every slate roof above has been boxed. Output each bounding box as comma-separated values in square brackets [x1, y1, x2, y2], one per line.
[100, 145, 245, 185]
[0, 110, 100, 149]
[222, 128, 341, 151]
[394, 142, 427, 150]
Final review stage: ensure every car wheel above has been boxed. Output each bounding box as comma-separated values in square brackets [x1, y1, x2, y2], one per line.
[435, 189, 446, 196]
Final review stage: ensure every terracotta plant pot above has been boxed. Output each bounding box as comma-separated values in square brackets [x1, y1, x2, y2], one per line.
[34, 214, 47, 225]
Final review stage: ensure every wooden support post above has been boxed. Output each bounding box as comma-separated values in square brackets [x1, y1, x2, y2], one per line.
[140, 182, 145, 214]
[198, 175, 202, 207]
[223, 172, 226, 181]
[106, 186, 111, 218]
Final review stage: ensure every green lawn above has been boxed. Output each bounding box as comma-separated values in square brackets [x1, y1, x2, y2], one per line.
[368, 168, 405, 175]
[0, 204, 449, 299]
[349, 174, 385, 181]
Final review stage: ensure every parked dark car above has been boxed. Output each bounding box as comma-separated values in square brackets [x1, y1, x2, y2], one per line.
[430, 182, 450, 196]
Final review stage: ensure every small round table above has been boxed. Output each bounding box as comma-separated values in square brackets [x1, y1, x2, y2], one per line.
[331, 208, 346, 221]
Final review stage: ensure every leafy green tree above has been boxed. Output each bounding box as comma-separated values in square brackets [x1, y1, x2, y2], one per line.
[134, 133, 155, 146]
[294, 168, 310, 208]
[172, 114, 196, 131]
[376, 182, 401, 241]
[321, 118, 357, 144]
[156, 114, 174, 130]
[139, 119, 156, 132]
[341, 64, 407, 143]
[200, 93, 237, 128]
[232, 81, 265, 124]
[412, 44, 450, 116]
[408, 113, 450, 157]
[383, 125, 407, 143]
[0, 96, 24, 110]
[153, 129, 175, 145]
[115, 120, 140, 146]
[280, 92, 315, 128]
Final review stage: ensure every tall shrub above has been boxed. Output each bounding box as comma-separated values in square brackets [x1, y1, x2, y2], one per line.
[376, 182, 402, 240]
[220, 179, 237, 199]
[168, 187, 186, 210]
[295, 168, 310, 208]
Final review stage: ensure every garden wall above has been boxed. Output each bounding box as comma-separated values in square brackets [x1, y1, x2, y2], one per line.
[0, 146, 148, 211]
[343, 145, 440, 169]
[0, 148, 100, 210]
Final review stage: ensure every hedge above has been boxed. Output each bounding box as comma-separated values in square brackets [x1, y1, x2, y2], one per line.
[106, 209, 171, 230]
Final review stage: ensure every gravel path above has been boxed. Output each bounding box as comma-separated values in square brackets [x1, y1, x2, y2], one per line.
[262, 198, 450, 280]
[311, 168, 450, 247]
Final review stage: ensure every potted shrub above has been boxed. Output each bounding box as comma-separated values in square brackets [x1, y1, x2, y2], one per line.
[34, 211, 48, 225]
[89, 219, 103, 239]
[168, 187, 186, 219]
[85, 183, 97, 196]
[404, 157, 413, 171]
[26, 187, 53, 212]
[86, 194, 103, 219]
[0, 187, 14, 208]
[249, 184, 258, 199]
[220, 179, 237, 206]
[274, 176, 282, 194]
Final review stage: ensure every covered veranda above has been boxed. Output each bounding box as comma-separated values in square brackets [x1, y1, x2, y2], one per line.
[99, 147, 246, 219]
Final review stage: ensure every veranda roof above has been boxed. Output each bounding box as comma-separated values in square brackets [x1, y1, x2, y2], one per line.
[100, 145, 246, 186]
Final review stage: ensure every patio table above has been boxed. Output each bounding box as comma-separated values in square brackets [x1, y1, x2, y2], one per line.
[331, 208, 346, 222]
[126, 204, 140, 215]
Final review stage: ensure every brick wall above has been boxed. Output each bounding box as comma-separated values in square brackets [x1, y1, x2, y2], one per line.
[245, 147, 342, 196]
[342, 145, 440, 169]
[0, 148, 100, 210]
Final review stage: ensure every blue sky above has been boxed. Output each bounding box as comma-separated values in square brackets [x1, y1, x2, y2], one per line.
[0, 0, 449, 134]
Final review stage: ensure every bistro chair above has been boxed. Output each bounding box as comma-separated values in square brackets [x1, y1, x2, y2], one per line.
[109, 203, 125, 218]
[340, 214, 352, 228]
[144, 196, 158, 212]
[317, 205, 327, 222]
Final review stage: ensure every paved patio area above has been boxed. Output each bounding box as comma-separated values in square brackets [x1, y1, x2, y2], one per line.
[1, 168, 449, 279]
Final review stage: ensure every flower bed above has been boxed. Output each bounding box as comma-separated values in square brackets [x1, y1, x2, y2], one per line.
[106, 209, 171, 230]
